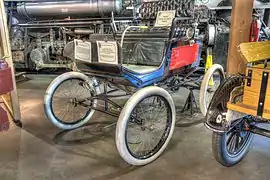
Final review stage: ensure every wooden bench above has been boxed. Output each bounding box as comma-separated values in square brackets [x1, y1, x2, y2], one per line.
[228, 41, 270, 120]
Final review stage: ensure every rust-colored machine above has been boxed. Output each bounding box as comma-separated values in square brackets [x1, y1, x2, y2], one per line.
[204, 40, 270, 167]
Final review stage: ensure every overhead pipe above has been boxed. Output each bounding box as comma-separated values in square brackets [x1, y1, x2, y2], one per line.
[17, 16, 134, 24]
[17, 20, 104, 27]
[17, 0, 123, 19]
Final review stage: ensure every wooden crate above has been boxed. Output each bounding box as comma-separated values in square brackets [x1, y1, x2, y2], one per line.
[227, 41, 270, 120]
[227, 67, 270, 120]
[227, 103, 270, 120]
[241, 67, 270, 119]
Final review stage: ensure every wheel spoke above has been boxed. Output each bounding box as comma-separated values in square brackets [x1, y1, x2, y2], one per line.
[226, 131, 234, 147]
[228, 134, 237, 153]
[226, 125, 251, 155]
[139, 104, 147, 122]
[234, 134, 241, 151]
[67, 80, 74, 98]
[72, 103, 76, 122]
[135, 138, 144, 154]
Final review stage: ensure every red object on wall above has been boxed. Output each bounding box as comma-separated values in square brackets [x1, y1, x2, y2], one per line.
[170, 44, 199, 70]
[0, 106, 10, 132]
[249, 18, 260, 42]
[0, 67, 13, 95]
[0, 67, 13, 132]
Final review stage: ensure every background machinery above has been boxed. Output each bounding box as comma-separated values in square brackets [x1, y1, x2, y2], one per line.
[4, 0, 270, 71]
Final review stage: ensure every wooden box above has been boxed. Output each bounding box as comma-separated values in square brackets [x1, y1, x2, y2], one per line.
[0, 67, 13, 95]
[242, 67, 270, 119]
[227, 41, 270, 120]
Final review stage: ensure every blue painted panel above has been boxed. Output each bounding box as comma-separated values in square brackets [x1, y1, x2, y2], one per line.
[123, 64, 165, 88]
[192, 40, 203, 67]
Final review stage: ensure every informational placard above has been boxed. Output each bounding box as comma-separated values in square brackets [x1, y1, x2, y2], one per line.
[97, 41, 118, 64]
[154, 10, 176, 27]
[74, 39, 91, 62]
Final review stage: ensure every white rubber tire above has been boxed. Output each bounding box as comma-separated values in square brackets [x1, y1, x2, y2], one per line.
[199, 64, 225, 116]
[44, 72, 97, 130]
[115, 86, 176, 166]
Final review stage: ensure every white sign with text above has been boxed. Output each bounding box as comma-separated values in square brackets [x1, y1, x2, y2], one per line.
[74, 39, 92, 62]
[154, 10, 176, 27]
[97, 41, 118, 64]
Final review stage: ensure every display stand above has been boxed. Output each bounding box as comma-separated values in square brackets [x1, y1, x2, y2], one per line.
[181, 88, 199, 115]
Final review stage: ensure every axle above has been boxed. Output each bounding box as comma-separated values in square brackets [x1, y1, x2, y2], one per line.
[249, 124, 270, 138]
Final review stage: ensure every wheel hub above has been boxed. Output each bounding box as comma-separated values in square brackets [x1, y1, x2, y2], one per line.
[239, 131, 247, 137]
[216, 114, 223, 123]
[207, 87, 215, 93]
[69, 98, 78, 106]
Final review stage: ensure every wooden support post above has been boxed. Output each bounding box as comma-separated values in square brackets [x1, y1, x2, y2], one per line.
[0, 1, 21, 121]
[227, 0, 254, 75]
